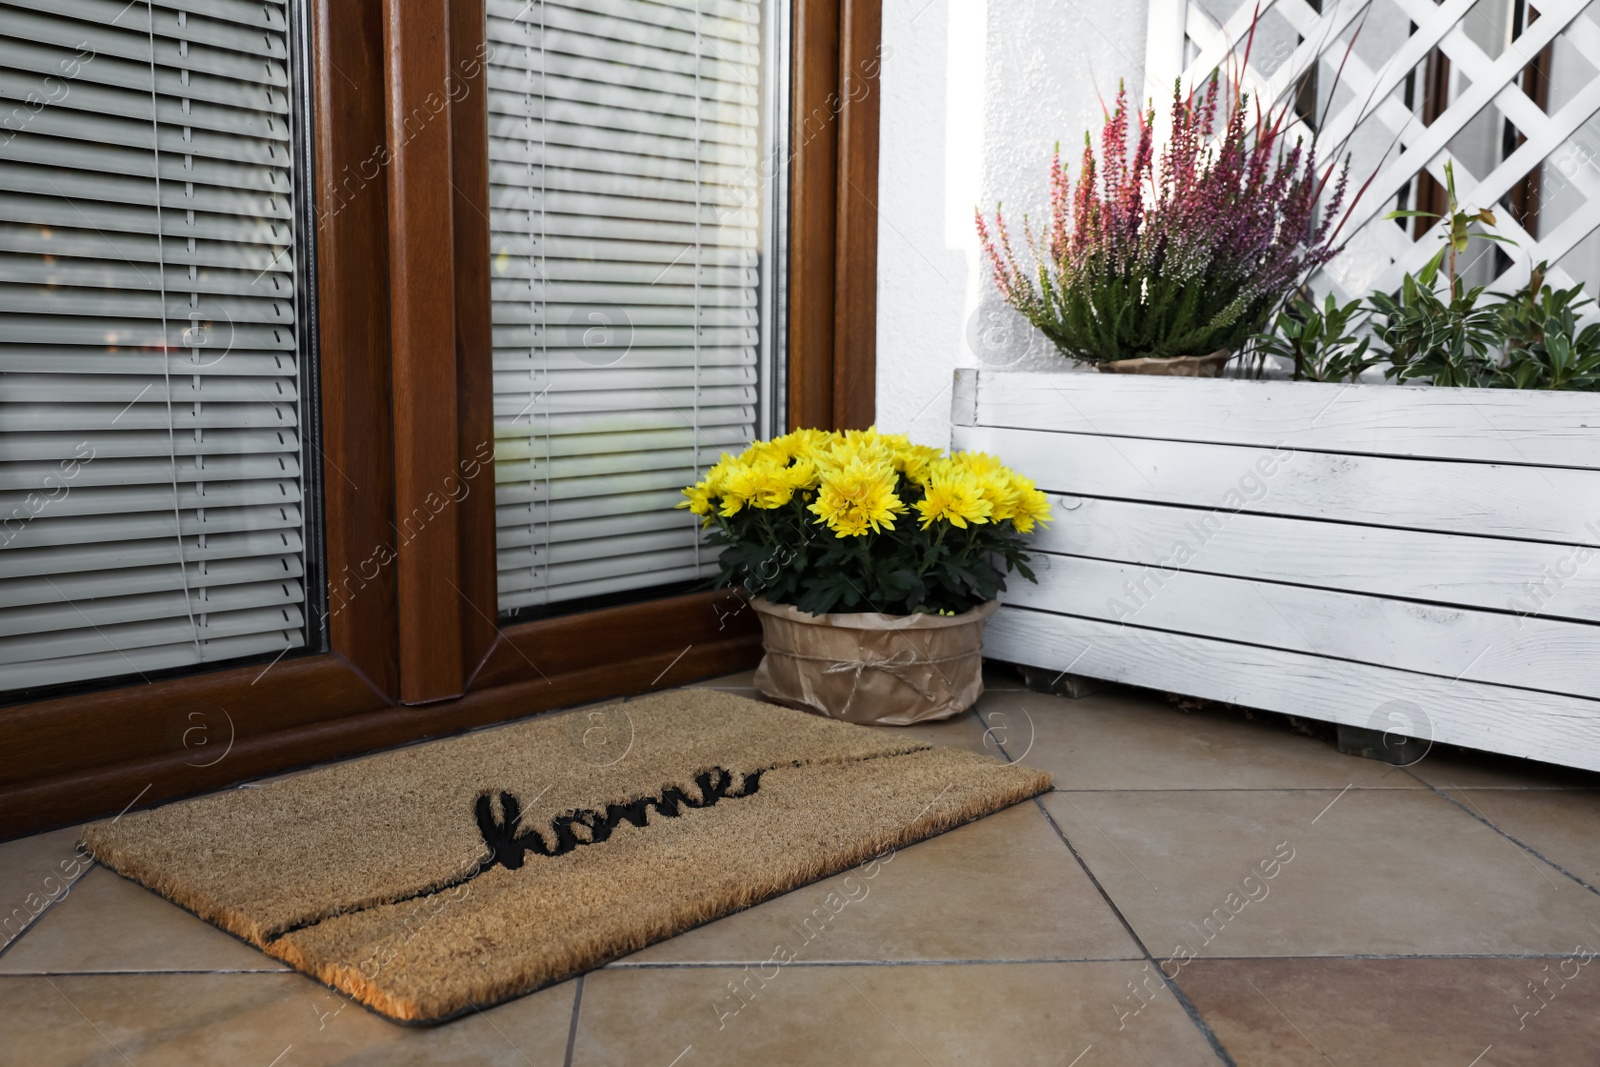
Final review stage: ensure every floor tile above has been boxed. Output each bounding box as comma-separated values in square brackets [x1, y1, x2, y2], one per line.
[1041, 788, 1600, 958]
[861, 706, 999, 755]
[0, 972, 575, 1067]
[988, 689, 1421, 790]
[1435, 787, 1600, 891]
[0, 866, 284, 975]
[623, 801, 1139, 965]
[574, 961, 1221, 1067]
[0, 826, 90, 957]
[1407, 746, 1600, 790]
[1180, 956, 1600, 1067]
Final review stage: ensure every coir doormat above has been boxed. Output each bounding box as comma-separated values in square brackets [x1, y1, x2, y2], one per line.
[80, 689, 1051, 1024]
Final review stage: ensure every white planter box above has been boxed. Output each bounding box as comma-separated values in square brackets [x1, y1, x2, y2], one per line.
[950, 368, 1600, 771]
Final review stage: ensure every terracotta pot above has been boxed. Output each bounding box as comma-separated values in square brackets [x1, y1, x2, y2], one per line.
[1096, 349, 1232, 377]
[750, 597, 999, 726]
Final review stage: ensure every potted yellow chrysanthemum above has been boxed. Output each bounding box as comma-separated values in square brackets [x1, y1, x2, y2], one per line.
[679, 428, 1050, 725]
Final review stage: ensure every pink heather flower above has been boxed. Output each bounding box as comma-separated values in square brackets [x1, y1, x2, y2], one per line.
[975, 71, 1351, 362]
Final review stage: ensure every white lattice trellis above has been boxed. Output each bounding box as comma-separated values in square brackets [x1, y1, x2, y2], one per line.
[1145, 0, 1600, 301]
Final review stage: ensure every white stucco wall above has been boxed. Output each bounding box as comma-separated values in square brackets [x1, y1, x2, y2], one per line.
[874, 0, 1152, 447]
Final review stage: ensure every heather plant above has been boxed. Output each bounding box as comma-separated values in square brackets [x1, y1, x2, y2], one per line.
[977, 74, 1351, 364]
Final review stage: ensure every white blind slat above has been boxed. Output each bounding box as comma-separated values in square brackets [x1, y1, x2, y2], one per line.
[0, 527, 303, 578]
[0, 577, 304, 639]
[0, 628, 304, 691]
[0, 0, 313, 693]
[3, 503, 303, 552]
[489, 0, 772, 610]
[2, 553, 301, 607]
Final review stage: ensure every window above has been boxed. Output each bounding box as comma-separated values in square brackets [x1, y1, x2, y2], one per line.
[0, 0, 319, 695]
[485, 0, 787, 614]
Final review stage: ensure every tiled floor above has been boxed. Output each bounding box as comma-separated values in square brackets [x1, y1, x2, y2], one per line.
[4, 671, 1600, 1066]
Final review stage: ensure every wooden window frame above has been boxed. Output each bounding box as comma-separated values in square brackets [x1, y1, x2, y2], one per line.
[0, 0, 881, 839]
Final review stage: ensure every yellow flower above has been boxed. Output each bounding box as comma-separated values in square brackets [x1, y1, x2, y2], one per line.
[782, 456, 820, 495]
[976, 470, 1022, 521]
[773, 428, 830, 459]
[916, 463, 994, 529]
[677, 481, 715, 522]
[741, 438, 791, 467]
[955, 450, 1005, 475]
[1010, 487, 1052, 533]
[896, 444, 945, 485]
[808, 457, 904, 537]
[819, 436, 896, 476]
[703, 453, 739, 497]
[715, 460, 785, 513]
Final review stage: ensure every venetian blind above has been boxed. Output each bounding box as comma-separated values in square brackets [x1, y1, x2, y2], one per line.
[487, 0, 765, 611]
[0, 0, 310, 692]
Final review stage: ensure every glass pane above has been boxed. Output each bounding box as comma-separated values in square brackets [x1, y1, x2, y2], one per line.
[0, 0, 322, 700]
[487, 0, 788, 617]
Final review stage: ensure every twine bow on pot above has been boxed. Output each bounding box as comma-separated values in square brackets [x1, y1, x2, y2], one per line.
[815, 647, 960, 719]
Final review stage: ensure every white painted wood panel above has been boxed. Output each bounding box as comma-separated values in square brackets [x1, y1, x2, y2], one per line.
[955, 425, 1600, 545]
[958, 370, 1600, 769]
[984, 607, 1600, 772]
[1006, 555, 1600, 700]
[1032, 497, 1600, 625]
[955, 370, 1600, 469]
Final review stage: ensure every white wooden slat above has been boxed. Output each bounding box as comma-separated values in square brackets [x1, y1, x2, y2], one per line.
[953, 424, 1600, 546]
[984, 607, 1600, 772]
[1005, 555, 1600, 700]
[1031, 495, 1600, 625]
[955, 370, 1600, 469]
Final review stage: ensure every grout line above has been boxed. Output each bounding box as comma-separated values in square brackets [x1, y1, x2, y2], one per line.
[562, 974, 583, 1067]
[1170, 951, 1600, 961]
[1406, 769, 1600, 898]
[0, 859, 97, 963]
[5, 949, 1596, 983]
[603, 957, 1146, 969]
[1042, 784, 1592, 793]
[1310, 784, 1354, 824]
[0, 968, 293, 977]
[595, 950, 1600, 970]
[1029, 794, 1238, 1067]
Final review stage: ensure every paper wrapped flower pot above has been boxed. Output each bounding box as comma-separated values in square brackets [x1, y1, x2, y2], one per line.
[751, 597, 998, 726]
